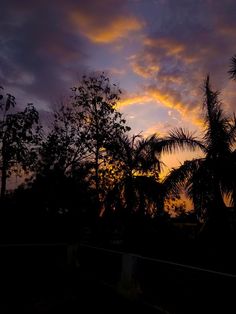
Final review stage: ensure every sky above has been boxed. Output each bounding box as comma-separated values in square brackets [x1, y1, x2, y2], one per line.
[1, 0, 236, 176]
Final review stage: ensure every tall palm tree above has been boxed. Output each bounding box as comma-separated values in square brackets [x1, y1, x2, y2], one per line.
[163, 76, 236, 230]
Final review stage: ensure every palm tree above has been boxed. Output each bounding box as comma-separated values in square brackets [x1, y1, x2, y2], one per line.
[163, 76, 236, 231]
[104, 124, 205, 218]
[103, 130, 204, 248]
[105, 134, 164, 218]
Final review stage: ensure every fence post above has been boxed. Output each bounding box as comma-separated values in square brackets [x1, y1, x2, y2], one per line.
[117, 253, 141, 299]
[67, 243, 80, 269]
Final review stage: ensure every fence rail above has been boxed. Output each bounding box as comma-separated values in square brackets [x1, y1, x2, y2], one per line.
[78, 243, 236, 314]
[0, 242, 235, 313]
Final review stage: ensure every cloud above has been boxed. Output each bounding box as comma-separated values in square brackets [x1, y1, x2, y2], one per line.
[69, 0, 144, 44]
[0, 0, 144, 108]
[1, 0, 236, 135]
[118, 90, 203, 128]
[71, 11, 143, 44]
[129, 0, 236, 125]
[118, 94, 153, 109]
[0, 1, 89, 105]
[143, 121, 172, 137]
[146, 87, 203, 127]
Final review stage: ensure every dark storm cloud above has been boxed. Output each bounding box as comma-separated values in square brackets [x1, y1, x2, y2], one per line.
[0, 0, 89, 105]
[69, 0, 143, 43]
[0, 0, 143, 108]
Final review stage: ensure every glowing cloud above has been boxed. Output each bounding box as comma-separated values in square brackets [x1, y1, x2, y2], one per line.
[71, 12, 143, 43]
[117, 94, 152, 109]
[146, 88, 203, 127]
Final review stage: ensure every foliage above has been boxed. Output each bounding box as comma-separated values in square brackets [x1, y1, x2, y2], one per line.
[164, 194, 187, 218]
[38, 74, 131, 216]
[70, 74, 131, 209]
[0, 87, 42, 198]
[163, 76, 236, 226]
[20, 166, 94, 218]
[228, 55, 236, 80]
[39, 101, 89, 175]
[105, 134, 164, 217]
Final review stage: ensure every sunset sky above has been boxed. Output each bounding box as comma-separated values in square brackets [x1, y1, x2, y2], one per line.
[1, 0, 236, 175]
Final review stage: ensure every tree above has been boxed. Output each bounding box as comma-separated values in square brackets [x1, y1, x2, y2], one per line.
[22, 165, 94, 218]
[71, 73, 130, 213]
[163, 76, 236, 230]
[228, 55, 236, 80]
[39, 101, 89, 175]
[105, 134, 164, 217]
[228, 54, 236, 211]
[0, 87, 41, 199]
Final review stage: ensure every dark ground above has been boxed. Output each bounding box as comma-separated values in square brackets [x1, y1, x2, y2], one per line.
[0, 243, 235, 314]
[0, 269, 162, 314]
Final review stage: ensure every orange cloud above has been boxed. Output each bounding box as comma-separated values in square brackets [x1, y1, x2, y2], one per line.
[144, 38, 185, 57]
[129, 53, 160, 78]
[147, 88, 203, 127]
[127, 36, 207, 128]
[117, 94, 152, 109]
[71, 11, 143, 43]
[118, 90, 203, 128]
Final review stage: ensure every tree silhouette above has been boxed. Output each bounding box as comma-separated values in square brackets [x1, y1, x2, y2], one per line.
[105, 134, 163, 217]
[39, 101, 89, 175]
[71, 74, 130, 214]
[228, 55, 236, 80]
[0, 88, 41, 199]
[24, 166, 94, 218]
[163, 76, 236, 230]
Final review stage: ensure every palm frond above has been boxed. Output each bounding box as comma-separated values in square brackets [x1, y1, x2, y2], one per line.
[219, 150, 236, 207]
[135, 135, 162, 172]
[228, 114, 236, 147]
[163, 159, 202, 197]
[160, 128, 206, 154]
[163, 158, 215, 216]
[203, 76, 233, 157]
[106, 175, 164, 215]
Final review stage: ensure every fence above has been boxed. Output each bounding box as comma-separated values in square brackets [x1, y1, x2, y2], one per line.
[78, 244, 236, 314]
[0, 242, 235, 313]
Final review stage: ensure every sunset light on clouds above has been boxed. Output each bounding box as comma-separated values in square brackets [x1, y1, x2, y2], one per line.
[1, 0, 236, 176]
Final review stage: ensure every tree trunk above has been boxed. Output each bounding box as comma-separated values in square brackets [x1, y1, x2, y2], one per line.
[94, 101, 100, 216]
[1, 164, 7, 199]
[208, 180, 228, 239]
[95, 143, 100, 214]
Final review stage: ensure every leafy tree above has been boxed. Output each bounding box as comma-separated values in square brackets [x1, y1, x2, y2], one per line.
[37, 74, 131, 216]
[71, 73, 130, 213]
[22, 166, 94, 218]
[39, 101, 89, 175]
[0, 87, 41, 198]
[163, 76, 236, 230]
